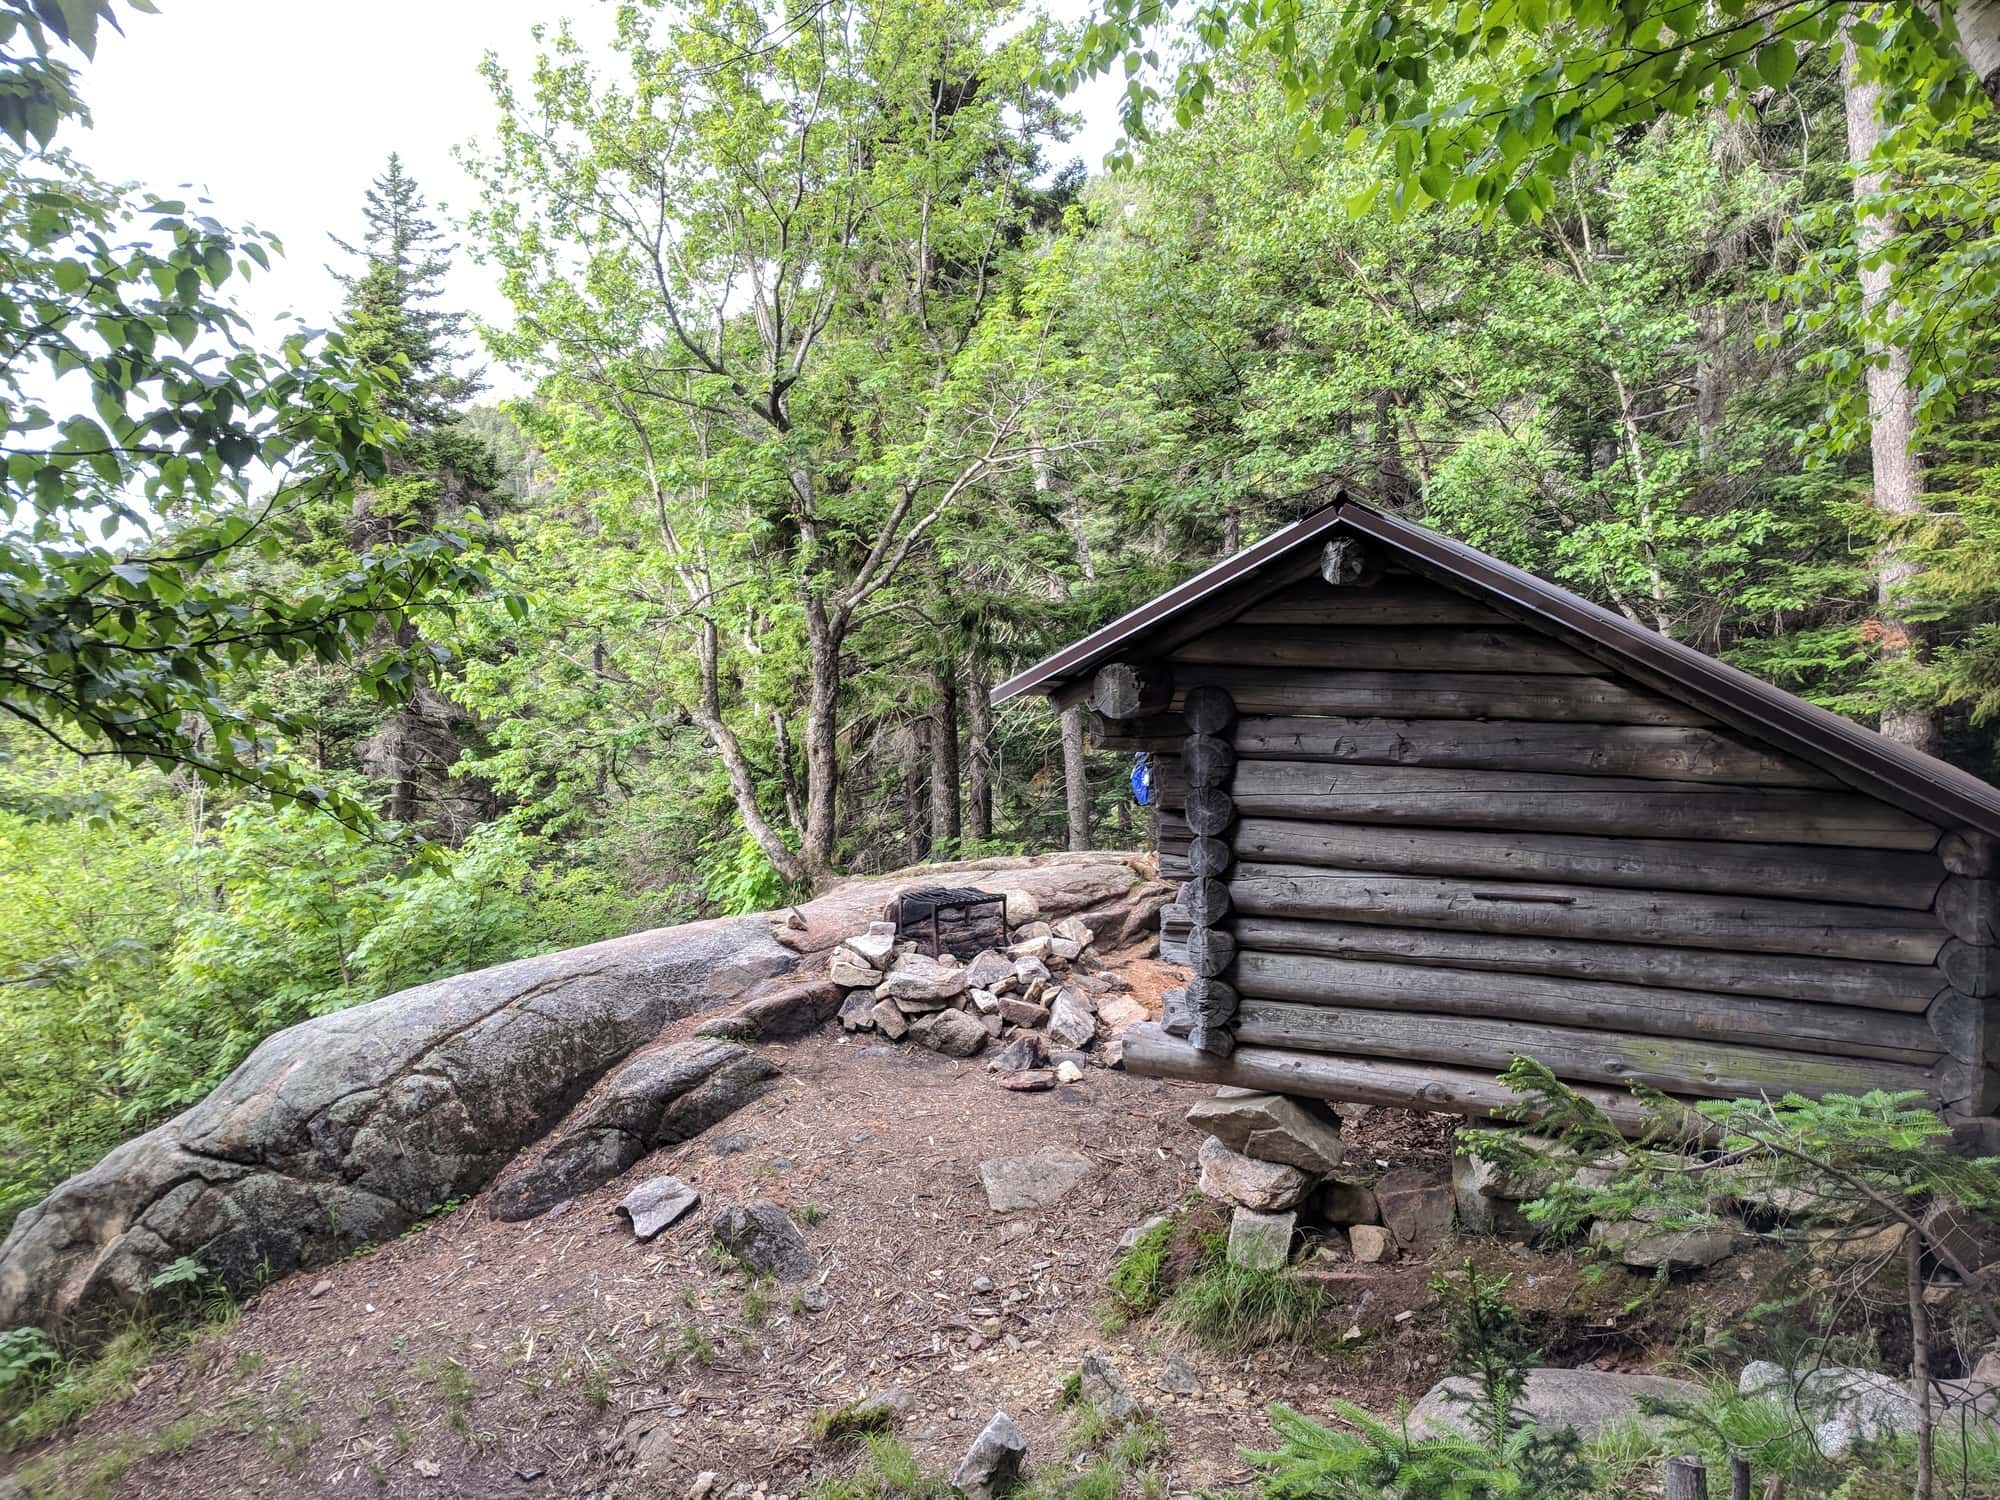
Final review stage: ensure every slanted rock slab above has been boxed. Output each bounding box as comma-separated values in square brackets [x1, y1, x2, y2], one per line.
[1411, 1369, 1705, 1441]
[979, 1148, 1093, 1212]
[1196, 1135, 1313, 1212]
[877, 953, 969, 1005]
[953, 1410, 1027, 1500]
[1046, 989, 1098, 1050]
[616, 1175, 700, 1240]
[711, 1200, 815, 1282]
[1186, 1092, 1344, 1175]
[964, 949, 1013, 990]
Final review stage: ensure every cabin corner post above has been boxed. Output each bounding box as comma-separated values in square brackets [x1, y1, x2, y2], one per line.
[1933, 829, 2000, 1120]
[1163, 685, 1240, 1056]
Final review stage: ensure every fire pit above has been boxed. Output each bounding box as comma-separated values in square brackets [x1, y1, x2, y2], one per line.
[887, 885, 1008, 960]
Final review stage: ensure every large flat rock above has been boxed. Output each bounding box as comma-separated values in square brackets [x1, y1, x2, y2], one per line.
[1410, 1368, 1704, 1441]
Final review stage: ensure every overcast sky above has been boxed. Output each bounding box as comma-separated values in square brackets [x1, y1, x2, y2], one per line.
[74, 1, 1123, 396]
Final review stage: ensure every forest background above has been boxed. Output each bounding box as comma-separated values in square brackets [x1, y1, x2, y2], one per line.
[2, 0, 1997, 1234]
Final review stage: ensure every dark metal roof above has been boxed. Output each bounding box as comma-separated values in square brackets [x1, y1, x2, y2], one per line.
[993, 495, 2000, 839]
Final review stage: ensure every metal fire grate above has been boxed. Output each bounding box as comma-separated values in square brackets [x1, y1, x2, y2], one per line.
[888, 885, 1008, 959]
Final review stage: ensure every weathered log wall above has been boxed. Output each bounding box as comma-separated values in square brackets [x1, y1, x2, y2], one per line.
[1095, 562, 2000, 1121]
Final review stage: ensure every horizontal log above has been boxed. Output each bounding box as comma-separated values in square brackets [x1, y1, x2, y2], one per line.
[1228, 716, 1838, 788]
[1121, 1022, 1673, 1137]
[1228, 762, 1940, 849]
[1228, 869, 1950, 965]
[1231, 916, 1946, 1012]
[1230, 951, 1942, 1063]
[1171, 666, 1713, 725]
[1230, 818, 1947, 909]
[1174, 626, 1600, 676]
[1234, 578, 1510, 627]
[1089, 711, 1186, 752]
[1230, 1000, 1940, 1101]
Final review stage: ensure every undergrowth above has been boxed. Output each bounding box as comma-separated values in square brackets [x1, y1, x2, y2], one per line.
[1106, 1220, 1173, 1313]
[1163, 1254, 1331, 1355]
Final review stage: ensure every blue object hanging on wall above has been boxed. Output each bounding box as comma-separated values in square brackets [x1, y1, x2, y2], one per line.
[1130, 752, 1154, 806]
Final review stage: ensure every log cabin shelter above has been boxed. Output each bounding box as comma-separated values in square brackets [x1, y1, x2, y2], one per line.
[992, 494, 2000, 1134]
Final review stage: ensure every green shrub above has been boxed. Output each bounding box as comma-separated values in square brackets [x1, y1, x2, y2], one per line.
[1107, 1218, 1174, 1312]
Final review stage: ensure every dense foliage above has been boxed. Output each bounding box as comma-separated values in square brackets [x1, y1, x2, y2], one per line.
[3, 0, 1999, 1230]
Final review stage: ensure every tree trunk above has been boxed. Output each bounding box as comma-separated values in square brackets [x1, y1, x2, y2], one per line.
[801, 604, 844, 883]
[966, 645, 994, 842]
[1842, 22, 1936, 754]
[929, 658, 962, 855]
[1963, 0, 2000, 107]
[1373, 389, 1414, 510]
[690, 617, 810, 889]
[1908, 1226, 1935, 1500]
[902, 716, 929, 868]
[1061, 702, 1091, 852]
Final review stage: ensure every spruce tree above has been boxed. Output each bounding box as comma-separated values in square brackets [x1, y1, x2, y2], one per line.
[332, 154, 484, 431]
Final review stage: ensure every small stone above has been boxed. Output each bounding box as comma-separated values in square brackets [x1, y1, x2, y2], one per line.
[838, 992, 877, 1031]
[1348, 1224, 1393, 1263]
[909, 1007, 988, 1058]
[799, 1286, 829, 1312]
[999, 1069, 1055, 1092]
[1013, 956, 1051, 986]
[971, 1275, 994, 1293]
[1186, 1092, 1345, 1175]
[979, 1149, 1093, 1212]
[1049, 937, 1083, 961]
[965, 949, 1014, 990]
[968, 988, 1001, 1015]
[612, 1410, 676, 1469]
[979, 1013, 1004, 1038]
[1046, 990, 1097, 1050]
[308, 1278, 332, 1299]
[618, 1175, 702, 1240]
[844, 925, 900, 970]
[830, 951, 883, 989]
[1119, 1214, 1171, 1251]
[1079, 1350, 1144, 1423]
[1097, 995, 1150, 1030]
[1055, 1060, 1083, 1084]
[878, 953, 969, 1004]
[998, 998, 1050, 1028]
[870, 999, 908, 1040]
[1158, 1356, 1201, 1395]
[1003, 891, 1040, 927]
[987, 1033, 1045, 1073]
[1007, 935, 1054, 962]
[1375, 1166, 1454, 1248]
[952, 1410, 1028, 1500]
[711, 1200, 816, 1282]
[413, 1458, 442, 1477]
[1226, 1208, 1295, 1270]
[1051, 916, 1094, 947]
[1197, 1135, 1313, 1212]
[688, 1474, 720, 1500]
[1014, 920, 1054, 940]
[850, 1388, 917, 1427]
[1019, 976, 1049, 1006]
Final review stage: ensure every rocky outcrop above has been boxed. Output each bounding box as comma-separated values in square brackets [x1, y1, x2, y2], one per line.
[0, 852, 1159, 1337]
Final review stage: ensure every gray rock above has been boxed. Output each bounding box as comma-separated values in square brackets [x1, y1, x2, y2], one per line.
[830, 951, 882, 989]
[968, 988, 1001, 1015]
[1591, 1210, 1735, 1271]
[617, 1175, 701, 1240]
[711, 1200, 815, 1282]
[1012, 956, 1051, 987]
[997, 998, 1049, 1029]
[909, 1008, 988, 1058]
[1051, 917, 1094, 948]
[851, 1387, 917, 1427]
[987, 1034, 1045, 1073]
[1348, 1224, 1392, 1263]
[997, 1069, 1055, 1092]
[1186, 1093, 1344, 1175]
[1412, 1369, 1705, 1441]
[1002, 890, 1040, 927]
[0, 913, 794, 1332]
[871, 999, 909, 1040]
[1079, 1350, 1144, 1423]
[842, 925, 899, 970]
[952, 1410, 1028, 1500]
[1054, 1060, 1084, 1084]
[695, 977, 844, 1041]
[965, 950, 1014, 990]
[1046, 990, 1097, 1051]
[1375, 1166, 1454, 1249]
[1733, 1361, 2000, 1455]
[1452, 1153, 1538, 1240]
[1226, 1208, 1295, 1269]
[1158, 1356, 1201, 1395]
[838, 992, 877, 1031]
[1049, 937, 1083, 961]
[979, 1149, 1093, 1212]
[612, 1411, 677, 1469]
[1008, 935, 1054, 963]
[489, 1040, 780, 1221]
[1197, 1136, 1313, 1212]
[1118, 1213, 1171, 1251]
[878, 954, 969, 1005]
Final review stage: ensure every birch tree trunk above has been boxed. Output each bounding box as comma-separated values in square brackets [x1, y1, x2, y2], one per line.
[1842, 23, 1936, 754]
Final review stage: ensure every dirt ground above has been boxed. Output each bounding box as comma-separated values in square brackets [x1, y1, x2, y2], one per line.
[3, 973, 1780, 1500]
